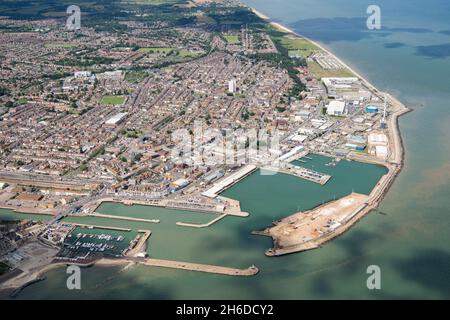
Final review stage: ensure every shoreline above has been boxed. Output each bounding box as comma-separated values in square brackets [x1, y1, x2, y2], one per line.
[0, 256, 259, 294]
[249, 6, 410, 104]
[0, 3, 413, 290]
[0, 258, 130, 293]
[248, 4, 410, 255]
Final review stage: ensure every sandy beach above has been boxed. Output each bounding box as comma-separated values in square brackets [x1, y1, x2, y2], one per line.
[0, 258, 131, 292]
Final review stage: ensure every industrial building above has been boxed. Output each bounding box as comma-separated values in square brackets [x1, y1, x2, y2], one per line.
[169, 178, 190, 192]
[228, 79, 237, 94]
[322, 77, 359, 93]
[345, 142, 366, 151]
[74, 71, 92, 78]
[105, 112, 128, 126]
[368, 132, 389, 158]
[365, 105, 379, 113]
[327, 100, 346, 116]
[202, 170, 224, 184]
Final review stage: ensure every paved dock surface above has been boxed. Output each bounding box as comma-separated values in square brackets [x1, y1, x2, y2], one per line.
[135, 258, 259, 276]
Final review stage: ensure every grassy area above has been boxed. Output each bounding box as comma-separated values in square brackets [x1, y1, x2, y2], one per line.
[278, 36, 318, 57]
[138, 47, 200, 59]
[138, 47, 175, 54]
[16, 97, 28, 105]
[224, 35, 240, 44]
[101, 95, 126, 105]
[0, 262, 10, 276]
[125, 70, 148, 83]
[307, 60, 355, 79]
[120, 128, 142, 138]
[196, 14, 216, 25]
[176, 49, 201, 58]
[268, 28, 355, 79]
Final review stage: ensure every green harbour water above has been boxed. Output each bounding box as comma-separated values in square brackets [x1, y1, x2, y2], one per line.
[1, 155, 400, 299]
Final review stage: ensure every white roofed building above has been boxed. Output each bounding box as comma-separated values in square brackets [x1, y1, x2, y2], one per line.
[105, 112, 128, 126]
[368, 132, 389, 158]
[327, 100, 346, 116]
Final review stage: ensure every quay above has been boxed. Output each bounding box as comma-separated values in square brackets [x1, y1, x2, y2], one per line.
[261, 163, 331, 185]
[134, 258, 259, 276]
[88, 213, 160, 224]
[68, 223, 131, 232]
[126, 230, 151, 257]
[202, 164, 257, 198]
[90, 197, 242, 216]
[278, 147, 309, 163]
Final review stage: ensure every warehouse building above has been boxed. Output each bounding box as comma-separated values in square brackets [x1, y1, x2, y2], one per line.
[327, 100, 346, 116]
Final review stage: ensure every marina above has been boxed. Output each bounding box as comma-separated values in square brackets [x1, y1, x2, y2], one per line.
[0, 152, 414, 299]
[56, 227, 139, 262]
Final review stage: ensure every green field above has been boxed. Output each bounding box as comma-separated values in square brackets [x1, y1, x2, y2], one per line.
[176, 49, 201, 58]
[224, 35, 240, 44]
[278, 36, 318, 57]
[138, 47, 175, 54]
[288, 50, 308, 57]
[16, 97, 28, 105]
[101, 95, 126, 105]
[120, 128, 142, 138]
[138, 47, 200, 58]
[307, 60, 355, 79]
[124, 70, 148, 83]
[196, 15, 216, 25]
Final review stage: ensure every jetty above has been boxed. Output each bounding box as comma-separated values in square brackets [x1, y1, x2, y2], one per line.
[126, 230, 151, 257]
[135, 258, 259, 276]
[69, 223, 131, 232]
[176, 213, 227, 228]
[88, 213, 160, 224]
[202, 164, 257, 198]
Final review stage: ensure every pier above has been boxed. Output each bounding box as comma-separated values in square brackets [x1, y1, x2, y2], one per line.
[202, 164, 257, 198]
[68, 223, 131, 232]
[126, 230, 151, 257]
[176, 213, 227, 228]
[88, 213, 160, 224]
[135, 258, 259, 276]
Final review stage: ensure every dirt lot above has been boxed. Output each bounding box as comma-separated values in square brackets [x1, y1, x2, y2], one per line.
[269, 193, 369, 249]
